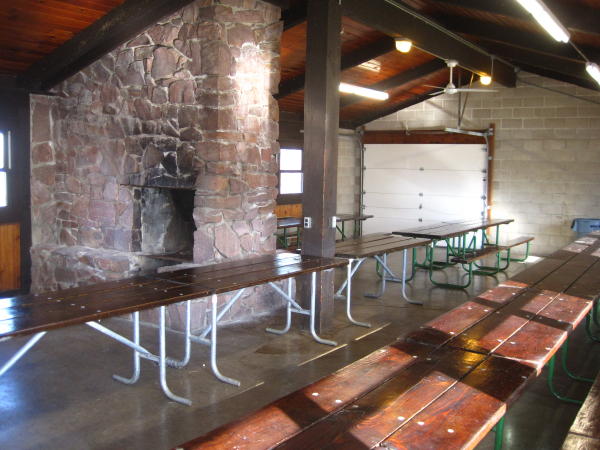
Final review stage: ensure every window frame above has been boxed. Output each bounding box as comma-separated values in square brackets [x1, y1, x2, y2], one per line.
[277, 147, 304, 205]
[0, 130, 10, 209]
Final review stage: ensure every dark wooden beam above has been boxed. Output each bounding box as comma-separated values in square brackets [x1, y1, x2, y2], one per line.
[435, 14, 600, 63]
[262, 0, 290, 8]
[340, 59, 446, 108]
[517, 64, 600, 92]
[432, 0, 600, 36]
[282, 2, 307, 30]
[349, 90, 435, 128]
[300, 0, 342, 332]
[480, 41, 598, 90]
[276, 37, 395, 99]
[18, 0, 197, 90]
[363, 130, 485, 144]
[341, 0, 516, 87]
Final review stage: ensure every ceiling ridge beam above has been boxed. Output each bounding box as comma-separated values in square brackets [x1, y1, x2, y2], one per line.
[431, 0, 600, 37]
[341, 0, 516, 87]
[276, 37, 395, 99]
[18, 0, 199, 90]
[434, 13, 600, 63]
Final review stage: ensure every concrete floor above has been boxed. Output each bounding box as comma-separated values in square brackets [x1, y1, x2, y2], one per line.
[0, 253, 598, 449]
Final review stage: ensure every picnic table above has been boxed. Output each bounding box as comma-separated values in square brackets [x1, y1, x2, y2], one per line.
[179, 232, 600, 449]
[0, 253, 350, 406]
[276, 213, 374, 248]
[334, 234, 431, 314]
[394, 218, 533, 289]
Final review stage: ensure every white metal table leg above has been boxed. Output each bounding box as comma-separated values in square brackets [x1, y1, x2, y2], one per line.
[309, 271, 337, 346]
[266, 278, 293, 334]
[401, 249, 423, 305]
[345, 259, 371, 327]
[158, 305, 192, 406]
[0, 332, 47, 377]
[335, 258, 366, 299]
[365, 253, 389, 298]
[113, 311, 141, 384]
[209, 294, 241, 386]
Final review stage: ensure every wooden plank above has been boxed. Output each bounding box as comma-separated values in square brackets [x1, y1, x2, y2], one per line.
[448, 289, 558, 355]
[274, 203, 302, 218]
[534, 253, 598, 294]
[275, 347, 486, 449]
[493, 294, 592, 372]
[335, 236, 430, 259]
[562, 433, 600, 450]
[363, 129, 485, 145]
[381, 355, 536, 450]
[511, 258, 567, 286]
[407, 282, 528, 348]
[0, 223, 20, 291]
[565, 260, 600, 300]
[179, 341, 434, 449]
[450, 245, 500, 264]
[567, 372, 600, 440]
[0, 282, 213, 339]
[395, 218, 513, 240]
[497, 235, 534, 249]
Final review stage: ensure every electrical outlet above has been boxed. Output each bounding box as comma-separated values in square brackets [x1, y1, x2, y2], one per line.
[304, 217, 312, 228]
[331, 216, 337, 228]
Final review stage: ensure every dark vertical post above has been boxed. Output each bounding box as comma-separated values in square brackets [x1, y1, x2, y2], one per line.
[300, 0, 341, 332]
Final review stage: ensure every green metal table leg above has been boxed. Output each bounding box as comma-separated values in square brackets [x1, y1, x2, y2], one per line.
[585, 313, 600, 342]
[493, 416, 505, 450]
[561, 339, 594, 383]
[501, 241, 531, 263]
[546, 355, 583, 404]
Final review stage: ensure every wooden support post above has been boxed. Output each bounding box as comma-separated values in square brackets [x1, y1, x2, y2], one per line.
[299, 0, 341, 333]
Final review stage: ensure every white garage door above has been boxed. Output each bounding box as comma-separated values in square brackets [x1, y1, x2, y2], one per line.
[363, 143, 488, 234]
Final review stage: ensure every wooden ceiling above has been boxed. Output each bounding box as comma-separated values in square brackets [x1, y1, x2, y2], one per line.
[0, 0, 125, 74]
[1, 0, 600, 127]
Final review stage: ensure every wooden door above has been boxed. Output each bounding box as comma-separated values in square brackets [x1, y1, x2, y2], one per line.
[0, 223, 20, 290]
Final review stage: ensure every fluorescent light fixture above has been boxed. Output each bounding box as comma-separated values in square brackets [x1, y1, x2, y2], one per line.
[339, 82, 389, 101]
[515, 0, 570, 42]
[479, 74, 492, 85]
[395, 38, 412, 53]
[586, 62, 600, 85]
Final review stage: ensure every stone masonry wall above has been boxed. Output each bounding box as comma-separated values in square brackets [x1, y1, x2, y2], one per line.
[366, 72, 600, 256]
[30, 0, 282, 330]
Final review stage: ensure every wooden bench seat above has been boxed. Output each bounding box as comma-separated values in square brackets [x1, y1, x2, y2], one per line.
[496, 235, 534, 250]
[450, 245, 500, 264]
[563, 371, 600, 449]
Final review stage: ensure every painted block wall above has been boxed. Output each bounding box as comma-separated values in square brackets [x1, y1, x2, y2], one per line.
[365, 72, 600, 256]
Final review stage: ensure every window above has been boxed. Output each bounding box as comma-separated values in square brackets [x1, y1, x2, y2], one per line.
[279, 148, 303, 195]
[0, 131, 8, 208]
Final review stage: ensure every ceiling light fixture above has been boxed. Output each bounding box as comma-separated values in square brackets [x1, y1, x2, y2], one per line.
[479, 74, 492, 85]
[515, 0, 570, 43]
[339, 82, 389, 101]
[586, 62, 600, 85]
[395, 38, 412, 53]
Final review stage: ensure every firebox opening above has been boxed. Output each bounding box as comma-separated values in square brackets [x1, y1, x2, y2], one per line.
[140, 187, 196, 263]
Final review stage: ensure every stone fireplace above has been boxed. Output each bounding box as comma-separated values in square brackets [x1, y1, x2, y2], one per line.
[29, 0, 282, 331]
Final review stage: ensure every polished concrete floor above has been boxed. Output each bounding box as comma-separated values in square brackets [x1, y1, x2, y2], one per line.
[0, 253, 598, 449]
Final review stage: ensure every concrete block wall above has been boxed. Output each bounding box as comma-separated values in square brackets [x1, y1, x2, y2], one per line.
[365, 72, 600, 256]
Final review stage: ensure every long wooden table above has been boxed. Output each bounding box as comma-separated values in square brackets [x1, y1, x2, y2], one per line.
[0, 253, 348, 405]
[334, 234, 431, 315]
[179, 233, 600, 449]
[276, 213, 374, 248]
[394, 218, 515, 288]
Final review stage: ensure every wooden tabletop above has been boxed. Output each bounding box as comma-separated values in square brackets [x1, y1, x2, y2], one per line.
[394, 218, 514, 240]
[335, 233, 431, 259]
[0, 253, 347, 340]
[335, 213, 374, 223]
[277, 214, 374, 229]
